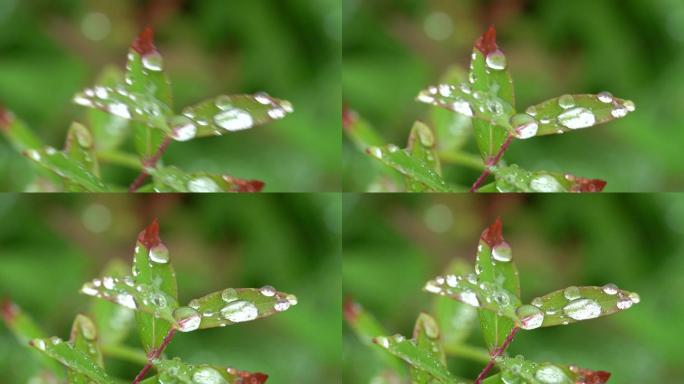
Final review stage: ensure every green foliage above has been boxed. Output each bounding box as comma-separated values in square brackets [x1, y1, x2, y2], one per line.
[346, 218, 639, 383]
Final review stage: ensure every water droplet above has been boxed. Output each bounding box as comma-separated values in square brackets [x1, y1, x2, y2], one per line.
[387, 144, 400, 153]
[221, 300, 258, 322]
[123, 276, 134, 287]
[150, 293, 167, 309]
[492, 242, 512, 262]
[530, 174, 563, 192]
[170, 116, 197, 142]
[116, 293, 137, 309]
[558, 107, 596, 129]
[490, 291, 510, 306]
[214, 108, 253, 131]
[254, 92, 272, 105]
[189, 299, 201, 309]
[94, 87, 109, 99]
[214, 95, 233, 110]
[602, 283, 618, 295]
[558, 94, 575, 109]
[416, 92, 435, 104]
[368, 146, 383, 159]
[187, 177, 221, 193]
[451, 99, 474, 117]
[33, 339, 47, 351]
[617, 295, 633, 309]
[173, 306, 201, 332]
[107, 103, 131, 119]
[563, 298, 601, 320]
[611, 106, 628, 118]
[376, 336, 390, 348]
[192, 367, 226, 384]
[424, 280, 443, 294]
[274, 299, 290, 312]
[103, 276, 115, 290]
[597, 92, 613, 103]
[221, 288, 238, 303]
[563, 286, 581, 301]
[510, 113, 539, 139]
[445, 274, 457, 287]
[486, 100, 504, 115]
[531, 297, 543, 307]
[628, 292, 640, 304]
[485, 50, 507, 70]
[142, 52, 163, 72]
[149, 243, 169, 264]
[535, 364, 567, 383]
[517, 304, 544, 330]
[260, 285, 276, 297]
[624, 100, 636, 112]
[459, 290, 480, 307]
[286, 294, 298, 305]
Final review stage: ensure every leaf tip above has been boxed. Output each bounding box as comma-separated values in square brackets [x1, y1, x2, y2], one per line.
[343, 297, 360, 323]
[342, 104, 357, 131]
[0, 105, 13, 131]
[481, 217, 504, 247]
[242, 372, 268, 383]
[475, 25, 500, 55]
[566, 175, 607, 193]
[137, 218, 161, 249]
[572, 366, 611, 384]
[223, 176, 265, 192]
[131, 26, 158, 55]
[1, 298, 17, 324]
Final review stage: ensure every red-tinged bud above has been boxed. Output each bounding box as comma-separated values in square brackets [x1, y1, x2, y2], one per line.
[137, 218, 160, 249]
[131, 27, 158, 55]
[0, 106, 13, 130]
[475, 25, 500, 56]
[481, 217, 504, 247]
[343, 297, 361, 322]
[1, 299, 17, 324]
[342, 104, 357, 131]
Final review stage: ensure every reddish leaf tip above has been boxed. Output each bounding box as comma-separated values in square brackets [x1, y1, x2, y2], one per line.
[137, 218, 160, 249]
[342, 104, 357, 131]
[481, 217, 504, 247]
[1, 298, 17, 324]
[573, 367, 611, 384]
[0, 105, 13, 130]
[343, 297, 361, 322]
[237, 372, 268, 384]
[223, 176, 265, 192]
[566, 175, 607, 193]
[475, 25, 500, 55]
[131, 26, 158, 55]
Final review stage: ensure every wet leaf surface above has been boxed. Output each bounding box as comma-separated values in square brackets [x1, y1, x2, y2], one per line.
[373, 334, 456, 384]
[23, 147, 110, 192]
[493, 165, 606, 193]
[495, 355, 611, 384]
[89, 259, 135, 346]
[432, 260, 478, 352]
[67, 314, 103, 384]
[365, 144, 454, 192]
[29, 337, 115, 384]
[410, 313, 445, 384]
[151, 357, 269, 384]
[149, 166, 264, 193]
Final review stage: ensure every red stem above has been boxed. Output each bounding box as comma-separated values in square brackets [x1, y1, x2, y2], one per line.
[469, 134, 514, 192]
[132, 327, 177, 384]
[474, 326, 519, 384]
[128, 136, 172, 192]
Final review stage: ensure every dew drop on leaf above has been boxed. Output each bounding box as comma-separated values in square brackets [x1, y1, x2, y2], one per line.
[558, 108, 596, 129]
[286, 294, 298, 305]
[376, 336, 390, 348]
[597, 92, 613, 104]
[187, 177, 220, 193]
[367, 146, 383, 159]
[562, 298, 601, 320]
[628, 292, 640, 304]
[492, 242, 512, 262]
[558, 94, 575, 109]
[516, 304, 544, 330]
[220, 300, 258, 323]
[259, 285, 276, 297]
[173, 306, 201, 332]
[563, 286, 581, 301]
[386, 144, 400, 153]
[170, 116, 197, 142]
[452, 99, 474, 117]
[531, 297, 543, 308]
[485, 49, 507, 70]
[192, 366, 226, 384]
[624, 100, 636, 112]
[610, 106, 628, 118]
[103, 276, 115, 290]
[213, 108, 254, 131]
[459, 290, 480, 307]
[510, 113, 539, 139]
[141, 52, 163, 72]
[221, 288, 238, 303]
[273, 299, 290, 312]
[148, 243, 169, 264]
[107, 102, 132, 119]
[534, 364, 567, 383]
[530, 174, 563, 192]
[602, 283, 618, 295]
[116, 293, 137, 310]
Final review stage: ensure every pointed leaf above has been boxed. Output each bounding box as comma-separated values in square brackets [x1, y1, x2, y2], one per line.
[182, 286, 297, 330]
[366, 144, 454, 192]
[67, 315, 103, 384]
[405, 121, 441, 192]
[496, 355, 611, 384]
[89, 259, 135, 346]
[132, 219, 178, 352]
[343, 105, 385, 151]
[23, 147, 109, 192]
[528, 285, 640, 328]
[432, 260, 478, 351]
[0, 106, 43, 152]
[516, 93, 635, 138]
[373, 334, 455, 384]
[61, 122, 100, 192]
[493, 164, 606, 193]
[1, 299, 65, 378]
[148, 166, 264, 193]
[410, 313, 445, 384]
[170, 93, 293, 141]
[29, 337, 115, 384]
[476, 218, 520, 351]
[152, 357, 268, 383]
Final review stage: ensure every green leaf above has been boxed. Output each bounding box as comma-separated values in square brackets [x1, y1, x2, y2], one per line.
[366, 144, 454, 192]
[480, 374, 502, 384]
[343, 299, 405, 373]
[373, 334, 455, 384]
[170, 93, 293, 142]
[148, 166, 265, 193]
[429, 66, 473, 154]
[67, 315, 102, 384]
[87, 66, 131, 152]
[404, 121, 441, 192]
[62, 122, 100, 192]
[0, 106, 43, 152]
[151, 357, 269, 383]
[1, 299, 65, 378]
[343, 106, 385, 151]
[89, 259, 135, 346]
[410, 313, 445, 384]
[181, 286, 297, 330]
[495, 355, 611, 384]
[432, 260, 478, 352]
[423, 274, 520, 323]
[492, 164, 607, 193]
[475, 218, 520, 351]
[23, 147, 110, 192]
[527, 284, 640, 328]
[131, 219, 178, 352]
[515, 93, 635, 138]
[29, 337, 115, 384]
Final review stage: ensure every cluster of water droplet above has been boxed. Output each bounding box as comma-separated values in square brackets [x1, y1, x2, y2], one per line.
[156, 358, 233, 384]
[424, 273, 519, 316]
[187, 176, 221, 193]
[529, 174, 564, 192]
[374, 334, 407, 349]
[498, 355, 572, 384]
[74, 86, 166, 123]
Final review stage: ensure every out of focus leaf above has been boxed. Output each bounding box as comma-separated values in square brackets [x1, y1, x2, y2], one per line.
[343, 106, 385, 151]
[373, 334, 455, 384]
[0, 106, 43, 152]
[151, 357, 268, 384]
[475, 218, 520, 351]
[493, 164, 606, 193]
[29, 337, 115, 384]
[432, 259, 478, 351]
[366, 144, 454, 192]
[23, 147, 109, 192]
[62, 122, 99, 192]
[148, 166, 264, 193]
[67, 314, 103, 384]
[89, 259, 135, 346]
[405, 121, 441, 192]
[410, 313, 445, 384]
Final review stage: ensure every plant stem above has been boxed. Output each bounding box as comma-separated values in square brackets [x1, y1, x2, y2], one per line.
[101, 344, 148, 366]
[128, 137, 172, 192]
[438, 151, 486, 171]
[132, 327, 177, 384]
[469, 134, 514, 192]
[444, 344, 491, 364]
[473, 326, 519, 384]
[97, 151, 143, 171]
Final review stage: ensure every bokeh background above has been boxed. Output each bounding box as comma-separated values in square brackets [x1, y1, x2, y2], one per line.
[0, 194, 341, 383]
[343, 194, 684, 383]
[343, 0, 684, 191]
[0, 0, 341, 191]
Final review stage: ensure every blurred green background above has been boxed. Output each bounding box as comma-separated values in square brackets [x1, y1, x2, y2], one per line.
[343, 194, 684, 383]
[0, 0, 341, 192]
[343, 0, 684, 191]
[0, 193, 341, 383]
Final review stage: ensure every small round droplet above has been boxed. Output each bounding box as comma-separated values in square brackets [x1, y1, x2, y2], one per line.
[170, 116, 197, 142]
[220, 300, 258, 323]
[602, 283, 618, 295]
[628, 292, 640, 304]
[563, 298, 601, 320]
[187, 177, 221, 193]
[221, 288, 238, 303]
[214, 95, 233, 110]
[510, 114, 539, 139]
[192, 366, 226, 384]
[376, 336, 390, 348]
[624, 100, 636, 112]
[535, 364, 567, 383]
[260, 285, 276, 297]
[148, 243, 169, 264]
[103, 276, 115, 290]
[274, 299, 290, 312]
[452, 100, 474, 117]
[531, 297, 543, 308]
[597, 92, 613, 103]
[617, 295, 633, 309]
[285, 294, 298, 305]
[387, 144, 400, 153]
[611, 107, 628, 118]
[141, 52, 163, 72]
[492, 242, 512, 262]
[558, 94, 575, 109]
[33, 339, 47, 351]
[173, 306, 201, 332]
[517, 304, 544, 330]
[485, 50, 507, 71]
[214, 108, 254, 131]
[563, 286, 581, 301]
[368, 146, 383, 159]
[530, 174, 563, 192]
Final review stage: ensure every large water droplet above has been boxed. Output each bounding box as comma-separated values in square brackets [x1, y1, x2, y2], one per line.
[558, 107, 595, 129]
[459, 290, 480, 307]
[214, 108, 254, 131]
[170, 116, 197, 142]
[142, 52, 163, 72]
[530, 174, 563, 192]
[274, 299, 290, 312]
[192, 367, 226, 384]
[107, 103, 132, 119]
[103, 276, 115, 290]
[597, 92, 613, 103]
[563, 286, 581, 301]
[558, 94, 575, 109]
[517, 304, 544, 330]
[485, 50, 507, 70]
[452, 99, 474, 117]
[611, 107, 628, 118]
[116, 293, 137, 309]
[260, 285, 276, 297]
[149, 243, 169, 264]
[510, 114, 539, 139]
[220, 300, 258, 322]
[492, 242, 512, 262]
[187, 177, 221, 193]
[173, 306, 201, 332]
[562, 298, 601, 320]
[602, 283, 618, 295]
[535, 364, 567, 383]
